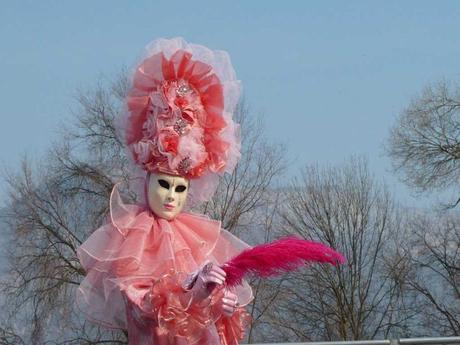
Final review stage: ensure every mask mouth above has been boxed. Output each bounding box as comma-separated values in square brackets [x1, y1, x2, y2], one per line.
[163, 204, 175, 210]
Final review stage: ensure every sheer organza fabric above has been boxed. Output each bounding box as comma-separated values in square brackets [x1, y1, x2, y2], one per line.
[76, 183, 253, 344]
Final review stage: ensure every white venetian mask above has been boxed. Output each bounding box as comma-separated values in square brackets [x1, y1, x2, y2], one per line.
[147, 172, 189, 220]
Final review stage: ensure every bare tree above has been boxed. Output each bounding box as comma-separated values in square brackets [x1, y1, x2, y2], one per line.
[385, 80, 460, 208]
[272, 156, 413, 341]
[0, 73, 285, 344]
[0, 75, 129, 344]
[199, 100, 286, 234]
[402, 210, 460, 335]
[385, 78, 460, 336]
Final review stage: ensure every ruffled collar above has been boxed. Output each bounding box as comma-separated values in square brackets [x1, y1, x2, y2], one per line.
[106, 183, 222, 278]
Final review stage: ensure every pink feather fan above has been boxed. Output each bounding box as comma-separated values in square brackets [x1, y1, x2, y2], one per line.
[222, 236, 346, 287]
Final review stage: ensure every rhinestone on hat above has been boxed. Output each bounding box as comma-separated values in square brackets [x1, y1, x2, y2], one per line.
[177, 157, 192, 174]
[173, 118, 188, 135]
[176, 84, 192, 97]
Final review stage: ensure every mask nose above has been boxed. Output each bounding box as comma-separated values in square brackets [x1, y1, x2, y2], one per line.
[166, 188, 175, 202]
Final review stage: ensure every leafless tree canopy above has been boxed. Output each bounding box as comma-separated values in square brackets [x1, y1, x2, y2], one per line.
[0, 75, 129, 344]
[385, 79, 460, 337]
[272, 157, 410, 341]
[386, 81, 460, 207]
[199, 100, 286, 234]
[402, 210, 460, 336]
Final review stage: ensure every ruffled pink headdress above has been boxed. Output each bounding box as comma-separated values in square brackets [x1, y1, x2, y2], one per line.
[118, 37, 241, 203]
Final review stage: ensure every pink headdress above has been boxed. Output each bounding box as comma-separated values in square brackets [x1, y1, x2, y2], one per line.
[119, 38, 241, 204]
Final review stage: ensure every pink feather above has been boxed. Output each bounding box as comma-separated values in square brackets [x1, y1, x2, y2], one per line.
[222, 236, 346, 287]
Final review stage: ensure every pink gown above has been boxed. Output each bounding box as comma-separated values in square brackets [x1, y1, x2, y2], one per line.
[76, 184, 253, 345]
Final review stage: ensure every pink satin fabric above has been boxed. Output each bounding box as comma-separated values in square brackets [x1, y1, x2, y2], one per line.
[76, 183, 253, 344]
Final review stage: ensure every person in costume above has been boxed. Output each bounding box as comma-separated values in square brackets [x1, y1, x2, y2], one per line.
[76, 37, 253, 345]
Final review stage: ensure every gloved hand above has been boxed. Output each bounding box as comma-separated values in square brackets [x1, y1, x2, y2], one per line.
[184, 261, 227, 301]
[220, 288, 239, 317]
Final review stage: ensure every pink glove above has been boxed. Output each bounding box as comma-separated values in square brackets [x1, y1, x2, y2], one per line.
[183, 261, 227, 301]
[182, 262, 240, 316]
[220, 288, 239, 317]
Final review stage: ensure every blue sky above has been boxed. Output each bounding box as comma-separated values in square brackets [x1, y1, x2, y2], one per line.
[1, 1, 460, 208]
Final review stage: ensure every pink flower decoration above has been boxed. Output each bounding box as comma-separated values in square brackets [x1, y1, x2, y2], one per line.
[158, 128, 179, 155]
[125, 48, 231, 179]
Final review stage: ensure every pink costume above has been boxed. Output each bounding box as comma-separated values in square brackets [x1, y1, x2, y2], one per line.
[77, 184, 252, 344]
[76, 38, 253, 344]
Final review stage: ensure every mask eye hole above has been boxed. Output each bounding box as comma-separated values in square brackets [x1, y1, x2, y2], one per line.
[158, 179, 170, 189]
[175, 185, 187, 193]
